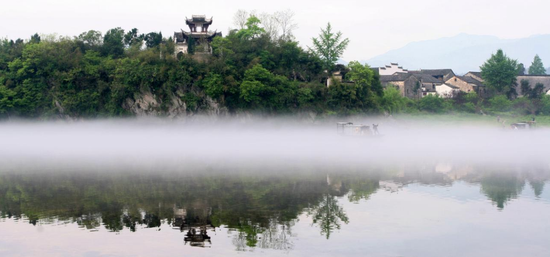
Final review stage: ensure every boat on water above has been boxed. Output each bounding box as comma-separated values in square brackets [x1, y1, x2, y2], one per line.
[511, 121, 536, 130]
[336, 122, 383, 138]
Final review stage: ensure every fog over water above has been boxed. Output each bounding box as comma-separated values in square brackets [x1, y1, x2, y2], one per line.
[2, 118, 550, 257]
[1, 117, 549, 171]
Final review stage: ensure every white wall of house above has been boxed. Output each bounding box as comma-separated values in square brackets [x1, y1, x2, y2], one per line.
[436, 84, 457, 98]
[378, 63, 407, 76]
[175, 44, 188, 55]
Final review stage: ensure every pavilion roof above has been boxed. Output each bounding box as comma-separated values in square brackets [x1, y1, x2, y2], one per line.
[186, 15, 213, 25]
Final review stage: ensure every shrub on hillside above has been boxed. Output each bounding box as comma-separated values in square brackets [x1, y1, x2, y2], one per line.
[418, 95, 450, 113]
[451, 91, 481, 113]
[488, 95, 512, 112]
[540, 96, 550, 115]
[379, 87, 410, 114]
[512, 97, 536, 115]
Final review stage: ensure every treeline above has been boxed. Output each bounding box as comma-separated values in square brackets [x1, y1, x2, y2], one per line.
[1, 12, 549, 119]
[386, 90, 550, 116]
[0, 12, 389, 119]
[0, 170, 378, 242]
[379, 49, 550, 116]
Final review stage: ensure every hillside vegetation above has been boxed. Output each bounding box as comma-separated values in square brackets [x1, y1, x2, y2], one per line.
[1, 13, 550, 120]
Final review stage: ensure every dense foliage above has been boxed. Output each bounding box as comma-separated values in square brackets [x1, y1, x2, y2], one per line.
[0, 18, 395, 119]
[1, 17, 549, 119]
[480, 49, 519, 98]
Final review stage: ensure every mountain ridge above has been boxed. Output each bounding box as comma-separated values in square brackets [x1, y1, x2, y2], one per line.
[365, 34, 550, 74]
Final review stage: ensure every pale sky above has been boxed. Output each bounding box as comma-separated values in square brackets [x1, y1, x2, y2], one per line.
[1, 0, 549, 61]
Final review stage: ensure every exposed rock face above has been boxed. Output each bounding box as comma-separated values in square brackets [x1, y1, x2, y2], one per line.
[204, 96, 228, 117]
[123, 89, 161, 116]
[121, 88, 227, 118]
[167, 92, 187, 118]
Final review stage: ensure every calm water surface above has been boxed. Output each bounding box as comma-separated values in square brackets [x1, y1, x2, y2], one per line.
[1, 165, 550, 257]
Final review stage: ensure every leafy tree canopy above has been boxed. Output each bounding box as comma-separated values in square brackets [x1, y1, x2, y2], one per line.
[144, 32, 163, 49]
[102, 27, 125, 58]
[310, 23, 349, 72]
[480, 49, 518, 98]
[236, 16, 266, 40]
[528, 54, 546, 75]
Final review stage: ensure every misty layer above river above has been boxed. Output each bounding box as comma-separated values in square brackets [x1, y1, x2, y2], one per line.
[1, 118, 548, 171]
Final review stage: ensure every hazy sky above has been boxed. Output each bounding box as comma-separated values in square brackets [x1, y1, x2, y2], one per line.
[2, 0, 550, 61]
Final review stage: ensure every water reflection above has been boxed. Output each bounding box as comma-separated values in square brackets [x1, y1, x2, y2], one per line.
[309, 194, 349, 239]
[0, 163, 549, 251]
[173, 206, 215, 247]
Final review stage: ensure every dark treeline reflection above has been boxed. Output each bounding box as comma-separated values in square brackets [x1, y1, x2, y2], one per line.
[0, 163, 549, 249]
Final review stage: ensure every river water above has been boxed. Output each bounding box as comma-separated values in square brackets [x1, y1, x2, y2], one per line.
[0, 120, 549, 256]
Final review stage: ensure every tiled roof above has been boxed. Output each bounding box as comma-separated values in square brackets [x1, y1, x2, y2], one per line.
[409, 69, 455, 81]
[379, 73, 412, 82]
[459, 76, 485, 87]
[466, 71, 482, 78]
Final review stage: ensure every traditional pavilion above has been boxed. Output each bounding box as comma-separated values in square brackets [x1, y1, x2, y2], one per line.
[174, 15, 222, 56]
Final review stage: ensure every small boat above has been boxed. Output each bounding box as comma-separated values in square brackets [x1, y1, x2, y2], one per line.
[511, 121, 536, 130]
[336, 122, 383, 138]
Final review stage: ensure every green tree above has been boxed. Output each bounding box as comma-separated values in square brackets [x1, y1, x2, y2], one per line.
[202, 73, 225, 99]
[520, 79, 545, 99]
[211, 37, 233, 58]
[520, 79, 531, 97]
[528, 54, 546, 75]
[236, 16, 265, 40]
[480, 49, 518, 98]
[310, 23, 349, 72]
[346, 61, 374, 89]
[418, 95, 449, 113]
[517, 63, 525, 75]
[0, 85, 16, 117]
[488, 95, 512, 112]
[240, 66, 268, 106]
[102, 28, 125, 58]
[29, 33, 41, 44]
[380, 87, 409, 114]
[77, 30, 103, 50]
[344, 61, 380, 110]
[187, 37, 196, 55]
[144, 32, 162, 49]
[540, 95, 550, 115]
[123, 28, 144, 47]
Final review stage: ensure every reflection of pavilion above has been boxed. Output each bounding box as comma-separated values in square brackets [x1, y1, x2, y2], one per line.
[173, 205, 215, 248]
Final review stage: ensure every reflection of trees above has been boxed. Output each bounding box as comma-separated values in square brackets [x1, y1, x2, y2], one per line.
[77, 213, 101, 230]
[309, 194, 349, 239]
[0, 171, 349, 246]
[529, 180, 545, 198]
[2, 165, 549, 248]
[230, 220, 294, 251]
[101, 202, 124, 232]
[258, 221, 294, 251]
[231, 222, 263, 251]
[523, 166, 549, 198]
[480, 174, 525, 209]
[347, 180, 379, 203]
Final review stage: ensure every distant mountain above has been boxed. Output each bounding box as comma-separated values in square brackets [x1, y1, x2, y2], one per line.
[365, 34, 550, 74]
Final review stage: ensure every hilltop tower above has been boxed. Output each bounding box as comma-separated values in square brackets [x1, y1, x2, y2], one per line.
[174, 15, 222, 56]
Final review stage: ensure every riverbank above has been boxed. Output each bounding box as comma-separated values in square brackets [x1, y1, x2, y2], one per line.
[389, 113, 549, 128]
